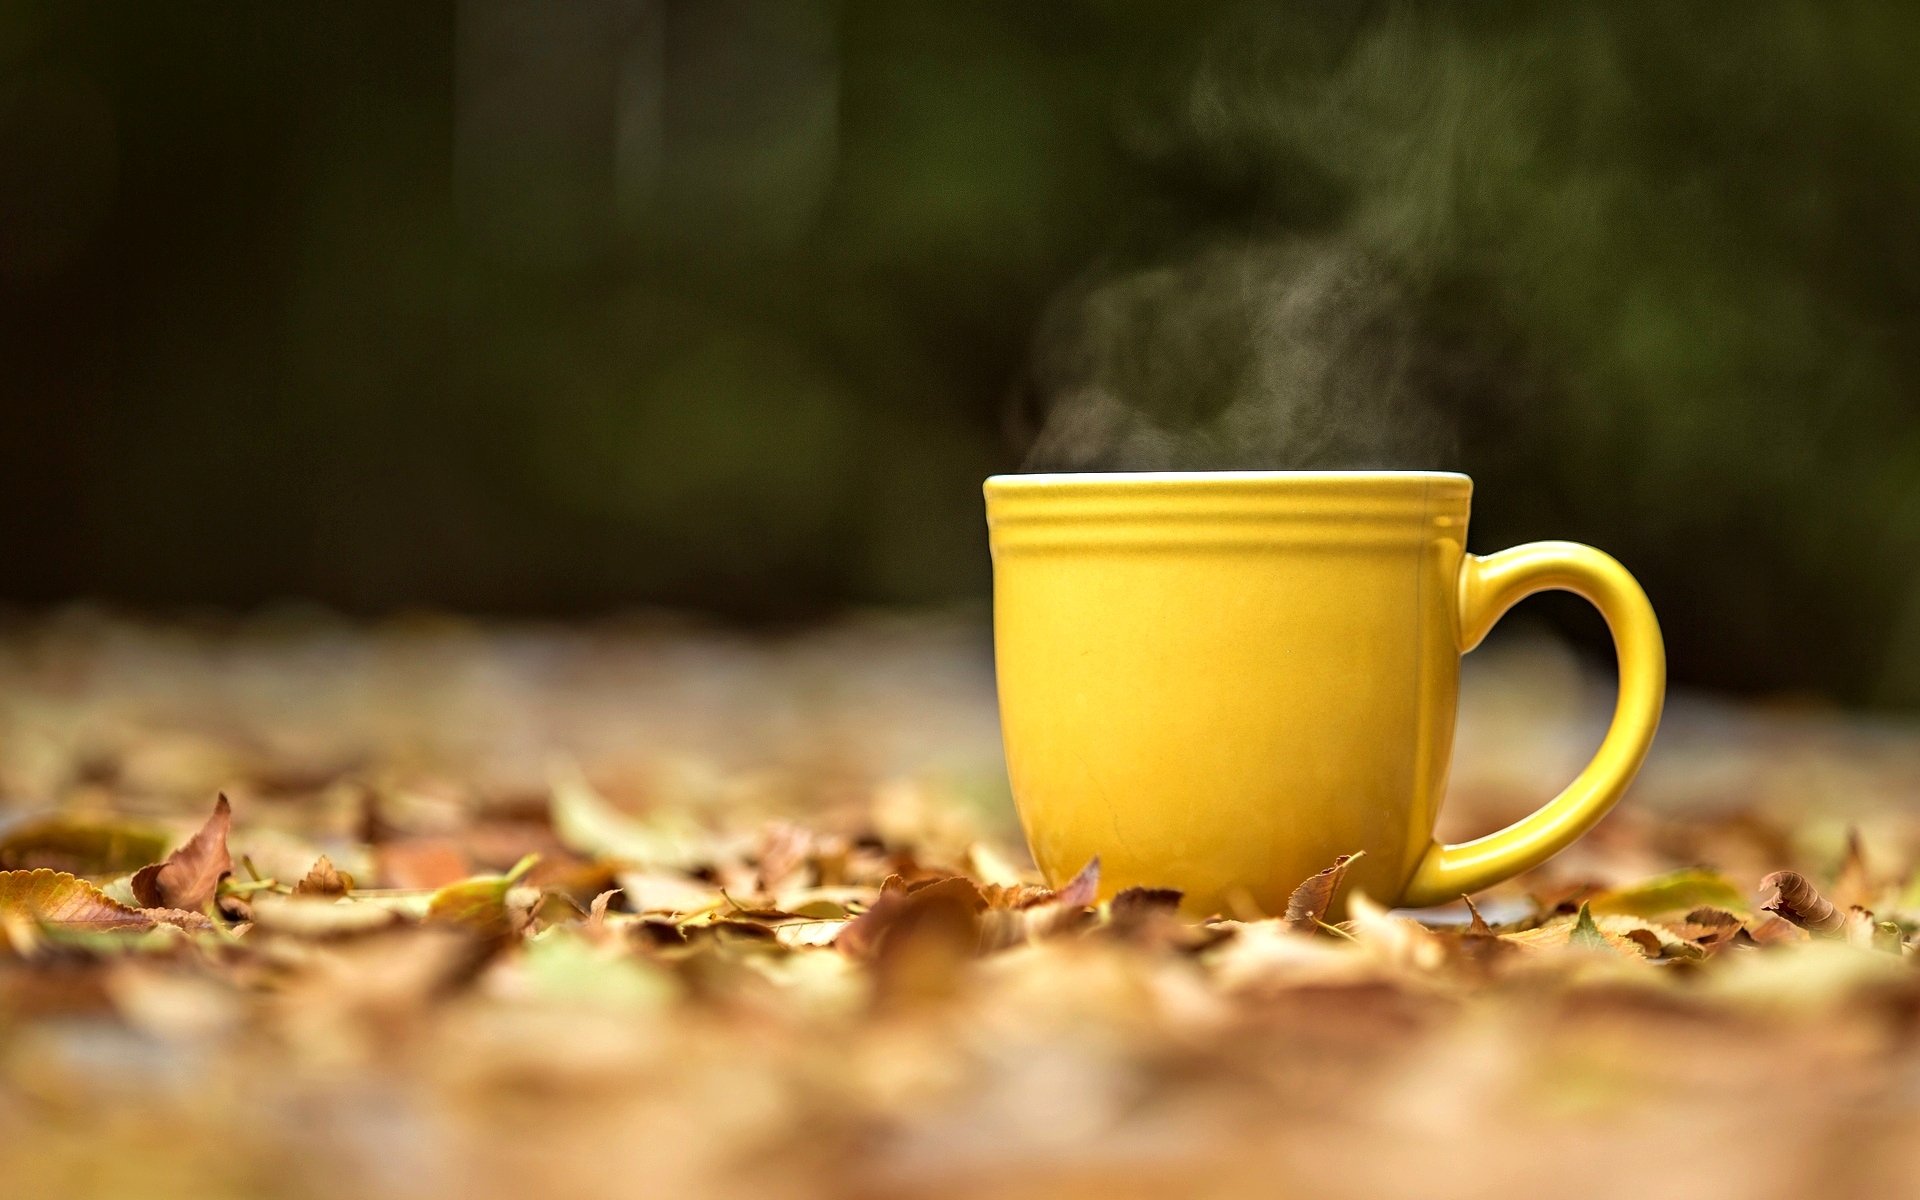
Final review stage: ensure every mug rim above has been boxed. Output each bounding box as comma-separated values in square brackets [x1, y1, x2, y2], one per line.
[987, 469, 1469, 488]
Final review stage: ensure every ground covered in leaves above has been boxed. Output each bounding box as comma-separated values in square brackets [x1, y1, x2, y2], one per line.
[7, 611, 1920, 1199]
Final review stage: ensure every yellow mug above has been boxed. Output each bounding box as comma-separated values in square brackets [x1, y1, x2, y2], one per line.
[985, 471, 1664, 914]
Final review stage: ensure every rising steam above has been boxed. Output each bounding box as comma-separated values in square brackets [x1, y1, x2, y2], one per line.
[1012, 237, 1459, 472]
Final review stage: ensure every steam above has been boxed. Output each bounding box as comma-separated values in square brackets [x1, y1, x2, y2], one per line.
[1013, 237, 1459, 472]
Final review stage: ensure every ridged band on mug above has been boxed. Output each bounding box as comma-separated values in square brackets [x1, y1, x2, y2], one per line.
[985, 472, 1471, 552]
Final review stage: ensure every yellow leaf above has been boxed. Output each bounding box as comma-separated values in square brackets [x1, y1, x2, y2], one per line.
[1586, 869, 1750, 920]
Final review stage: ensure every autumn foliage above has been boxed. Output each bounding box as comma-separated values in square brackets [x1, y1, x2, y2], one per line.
[2, 617, 1919, 1200]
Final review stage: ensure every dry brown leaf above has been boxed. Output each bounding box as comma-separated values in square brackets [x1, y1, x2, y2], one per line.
[1111, 886, 1183, 926]
[1283, 851, 1363, 932]
[1462, 895, 1494, 937]
[1760, 870, 1845, 934]
[1623, 928, 1664, 957]
[131, 794, 234, 915]
[1749, 913, 1811, 945]
[837, 875, 984, 961]
[1671, 907, 1743, 951]
[836, 875, 985, 1007]
[293, 855, 351, 898]
[0, 868, 156, 930]
[978, 859, 1101, 951]
[1050, 857, 1101, 909]
[1840, 905, 1902, 953]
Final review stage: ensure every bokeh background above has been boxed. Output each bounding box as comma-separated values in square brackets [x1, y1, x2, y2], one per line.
[6, 1, 1920, 702]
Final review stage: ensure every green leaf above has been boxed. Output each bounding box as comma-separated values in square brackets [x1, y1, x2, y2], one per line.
[1569, 902, 1610, 950]
[1586, 869, 1749, 920]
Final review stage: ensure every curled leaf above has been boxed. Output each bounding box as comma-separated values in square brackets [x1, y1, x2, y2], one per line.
[131, 795, 235, 915]
[1284, 852, 1363, 932]
[1760, 870, 1845, 934]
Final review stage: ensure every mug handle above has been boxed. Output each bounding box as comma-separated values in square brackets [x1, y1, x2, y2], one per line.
[1398, 541, 1665, 908]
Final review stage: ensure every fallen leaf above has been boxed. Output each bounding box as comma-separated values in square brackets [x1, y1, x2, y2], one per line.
[1840, 905, 1902, 953]
[863, 879, 984, 1007]
[1050, 858, 1101, 909]
[0, 869, 155, 930]
[1462, 895, 1494, 937]
[1760, 870, 1845, 934]
[1569, 902, 1611, 951]
[978, 859, 1101, 951]
[1110, 886, 1183, 927]
[588, 888, 621, 929]
[0, 814, 173, 877]
[1671, 907, 1743, 949]
[1623, 928, 1664, 957]
[131, 794, 235, 916]
[1586, 868, 1749, 920]
[836, 875, 984, 961]
[1748, 913, 1811, 945]
[426, 854, 538, 939]
[1283, 852, 1363, 932]
[293, 855, 352, 898]
[1446, 896, 1521, 970]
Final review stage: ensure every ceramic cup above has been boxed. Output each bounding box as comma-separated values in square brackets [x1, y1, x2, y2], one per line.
[985, 471, 1664, 914]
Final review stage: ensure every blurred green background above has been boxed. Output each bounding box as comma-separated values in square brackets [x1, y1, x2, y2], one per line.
[5, 1, 1920, 703]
